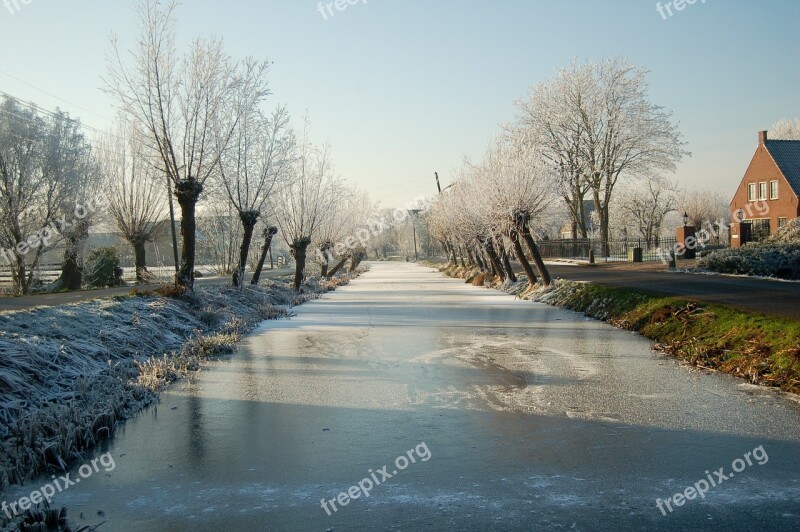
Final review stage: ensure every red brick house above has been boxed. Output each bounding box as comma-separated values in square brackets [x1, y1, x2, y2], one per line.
[730, 131, 800, 247]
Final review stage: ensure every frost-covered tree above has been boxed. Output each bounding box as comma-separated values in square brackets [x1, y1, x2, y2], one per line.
[679, 187, 730, 231]
[0, 96, 96, 293]
[106, 0, 270, 289]
[617, 177, 678, 246]
[0, 97, 50, 293]
[99, 118, 167, 283]
[515, 76, 591, 240]
[313, 187, 375, 277]
[770, 118, 800, 140]
[516, 58, 688, 255]
[482, 135, 558, 285]
[217, 105, 294, 286]
[197, 199, 242, 276]
[273, 123, 345, 290]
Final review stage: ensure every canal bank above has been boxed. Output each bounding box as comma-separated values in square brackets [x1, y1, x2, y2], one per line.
[436, 263, 800, 395]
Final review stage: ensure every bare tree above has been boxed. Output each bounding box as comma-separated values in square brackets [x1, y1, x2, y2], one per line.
[679, 187, 729, 231]
[100, 118, 167, 282]
[618, 177, 678, 246]
[197, 199, 242, 276]
[516, 76, 591, 239]
[217, 105, 294, 286]
[0, 96, 49, 293]
[483, 134, 557, 285]
[273, 124, 345, 290]
[0, 96, 96, 293]
[106, 0, 269, 289]
[313, 187, 375, 276]
[517, 58, 688, 255]
[770, 118, 800, 140]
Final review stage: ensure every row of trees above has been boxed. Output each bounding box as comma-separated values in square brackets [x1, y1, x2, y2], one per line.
[429, 58, 689, 284]
[0, 0, 374, 294]
[429, 135, 557, 285]
[105, 0, 379, 291]
[514, 58, 689, 254]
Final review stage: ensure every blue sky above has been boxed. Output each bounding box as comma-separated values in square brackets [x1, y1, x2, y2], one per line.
[1, 0, 798, 207]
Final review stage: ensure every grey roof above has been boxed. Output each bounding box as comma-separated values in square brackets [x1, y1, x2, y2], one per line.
[766, 140, 800, 196]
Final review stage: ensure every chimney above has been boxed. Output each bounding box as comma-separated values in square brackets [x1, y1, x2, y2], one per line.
[758, 130, 768, 145]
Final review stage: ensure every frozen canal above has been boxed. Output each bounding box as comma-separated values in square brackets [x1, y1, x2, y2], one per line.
[23, 262, 800, 530]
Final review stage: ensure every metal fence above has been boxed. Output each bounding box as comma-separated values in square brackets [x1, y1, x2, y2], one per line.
[536, 238, 729, 263]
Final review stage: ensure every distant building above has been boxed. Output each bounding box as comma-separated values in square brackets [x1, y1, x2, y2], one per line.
[730, 131, 800, 246]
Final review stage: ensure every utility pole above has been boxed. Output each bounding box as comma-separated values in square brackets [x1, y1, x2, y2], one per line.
[434, 171, 442, 193]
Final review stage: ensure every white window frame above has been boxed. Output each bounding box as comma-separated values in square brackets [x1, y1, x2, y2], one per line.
[748, 183, 756, 201]
[759, 181, 767, 200]
[770, 180, 779, 200]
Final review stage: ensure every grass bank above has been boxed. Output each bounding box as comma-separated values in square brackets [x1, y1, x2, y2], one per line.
[433, 263, 800, 395]
[0, 271, 358, 501]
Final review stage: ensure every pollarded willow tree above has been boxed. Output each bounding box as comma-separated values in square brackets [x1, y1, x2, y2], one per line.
[99, 118, 168, 283]
[482, 134, 558, 286]
[106, 0, 270, 289]
[429, 134, 558, 287]
[516, 58, 688, 254]
[313, 187, 375, 277]
[217, 105, 295, 286]
[273, 124, 346, 291]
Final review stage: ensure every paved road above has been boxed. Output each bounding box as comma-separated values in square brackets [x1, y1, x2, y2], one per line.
[545, 264, 800, 320]
[0, 268, 293, 312]
[13, 262, 798, 530]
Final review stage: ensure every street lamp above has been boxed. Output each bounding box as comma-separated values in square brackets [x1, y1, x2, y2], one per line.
[683, 212, 689, 227]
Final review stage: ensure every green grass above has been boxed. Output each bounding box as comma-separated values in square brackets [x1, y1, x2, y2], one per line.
[543, 283, 800, 393]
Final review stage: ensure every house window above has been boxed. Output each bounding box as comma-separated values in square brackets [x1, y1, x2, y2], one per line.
[759, 182, 767, 200]
[748, 183, 756, 201]
[779, 217, 787, 229]
[770, 180, 779, 200]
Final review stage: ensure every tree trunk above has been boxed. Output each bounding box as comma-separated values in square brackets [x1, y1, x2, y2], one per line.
[520, 225, 551, 286]
[350, 250, 365, 273]
[600, 212, 610, 258]
[175, 179, 203, 289]
[251, 226, 278, 285]
[473, 246, 487, 271]
[449, 243, 458, 265]
[290, 237, 311, 291]
[483, 239, 505, 281]
[484, 249, 496, 276]
[133, 240, 148, 283]
[327, 256, 349, 277]
[500, 245, 517, 282]
[56, 219, 90, 291]
[465, 247, 475, 266]
[510, 230, 538, 285]
[318, 243, 333, 278]
[57, 238, 83, 291]
[233, 210, 259, 287]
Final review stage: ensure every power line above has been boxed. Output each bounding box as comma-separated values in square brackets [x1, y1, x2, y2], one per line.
[0, 69, 113, 124]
